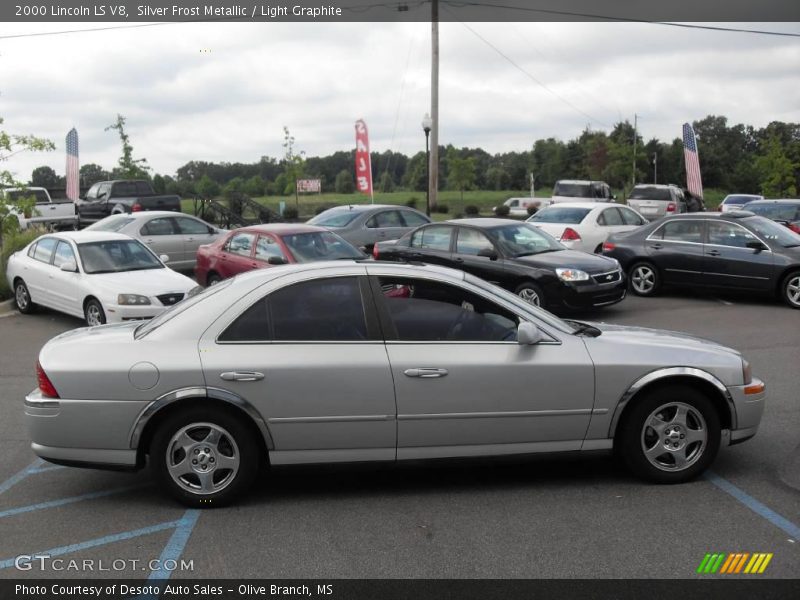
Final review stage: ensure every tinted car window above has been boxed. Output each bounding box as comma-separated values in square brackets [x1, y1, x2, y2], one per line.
[707, 221, 757, 248]
[724, 195, 759, 205]
[175, 216, 211, 235]
[630, 186, 672, 201]
[528, 207, 591, 224]
[6, 189, 50, 203]
[456, 228, 494, 255]
[53, 241, 76, 268]
[141, 217, 176, 236]
[219, 298, 270, 342]
[270, 277, 367, 341]
[281, 231, 363, 263]
[745, 216, 800, 247]
[598, 208, 623, 226]
[652, 220, 704, 243]
[112, 181, 153, 196]
[32, 237, 57, 263]
[619, 207, 646, 226]
[367, 211, 404, 228]
[225, 232, 256, 257]
[411, 226, 453, 251]
[492, 223, 563, 256]
[744, 203, 800, 222]
[400, 210, 429, 227]
[553, 182, 592, 198]
[378, 277, 518, 342]
[254, 236, 286, 262]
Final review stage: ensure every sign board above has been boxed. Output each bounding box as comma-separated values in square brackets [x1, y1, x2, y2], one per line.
[296, 179, 322, 193]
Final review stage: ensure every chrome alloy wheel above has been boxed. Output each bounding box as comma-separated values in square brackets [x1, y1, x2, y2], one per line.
[631, 265, 656, 294]
[641, 402, 707, 472]
[517, 287, 541, 306]
[15, 283, 30, 310]
[85, 303, 103, 326]
[166, 423, 240, 495]
[786, 274, 800, 307]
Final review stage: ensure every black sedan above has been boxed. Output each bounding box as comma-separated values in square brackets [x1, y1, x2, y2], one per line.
[602, 212, 800, 308]
[374, 218, 626, 311]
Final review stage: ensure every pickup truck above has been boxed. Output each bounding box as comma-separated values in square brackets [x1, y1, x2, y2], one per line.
[77, 179, 181, 227]
[1, 187, 78, 230]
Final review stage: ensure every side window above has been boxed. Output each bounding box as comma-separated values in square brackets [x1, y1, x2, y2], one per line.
[140, 217, 176, 236]
[270, 277, 367, 341]
[410, 225, 453, 251]
[32, 237, 57, 264]
[175, 217, 211, 235]
[219, 298, 270, 342]
[619, 207, 646, 226]
[657, 220, 704, 243]
[224, 232, 256, 257]
[378, 277, 519, 342]
[600, 208, 623, 226]
[27, 242, 38, 258]
[254, 236, 286, 262]
[400, 210, 429, 227]
[98, 183, 111, 198]
[53, 241, 76, 269]
[86, 184, 99, 200]
[707, 221, 757, 248]
[509, 199, 519, 208]
[456, 228, 494, 256]
[369, 211, 404, 228]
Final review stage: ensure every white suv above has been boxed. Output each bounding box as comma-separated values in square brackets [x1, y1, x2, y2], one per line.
[551, 180, 614, 204]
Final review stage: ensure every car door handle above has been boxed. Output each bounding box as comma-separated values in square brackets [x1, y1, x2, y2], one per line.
[650, 243, 663, 250]
[404, 368, 448, 378]
[707, 250, 721, 257]
[219, 371, 264, 382]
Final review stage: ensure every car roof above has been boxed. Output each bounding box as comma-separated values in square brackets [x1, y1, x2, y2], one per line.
[631, 183, 679, 190]
[320, 204, 410, 213]
[536, 201, 611, 210]
[555, 179, 594, 185]
[238, 223, 330, 235]
[107, 210, 190, 220]
[445, 218, 524, 228]
[661, 212, 757, 221]
[743, 199, 800, 204]
[45, 231, 133, 243]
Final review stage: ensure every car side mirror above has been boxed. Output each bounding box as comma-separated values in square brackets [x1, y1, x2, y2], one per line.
[160, 254, 170, 263]
[746, 240, 767, 252]
[517, 321, 542, 345]
[477, 248, 498, 260]
[59, 261, 77, 272]
[267, 256, 287, 265]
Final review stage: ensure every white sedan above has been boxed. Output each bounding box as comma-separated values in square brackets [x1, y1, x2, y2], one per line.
[526, 201, 648, 253]
[6, 231, 199, 326]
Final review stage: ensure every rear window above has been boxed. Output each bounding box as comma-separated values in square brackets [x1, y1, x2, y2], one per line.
[6, 189, 50, 203]
[528, 207, 591, 224]
[744, 203, 800, 221]
[629, 187, 672, 201]
[86, 215, 135, 232]
[553, 182, 592, 198]
[111, 181, 154, 196]
[724, 195, 759, 205]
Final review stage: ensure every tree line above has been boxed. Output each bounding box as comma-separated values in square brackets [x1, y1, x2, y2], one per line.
[29, 115, 800, 199]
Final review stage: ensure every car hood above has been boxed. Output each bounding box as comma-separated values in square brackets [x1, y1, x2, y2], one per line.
[509, 249, 618, 273]
[88, 268, 196, 297]
[586, 321, 740, 357]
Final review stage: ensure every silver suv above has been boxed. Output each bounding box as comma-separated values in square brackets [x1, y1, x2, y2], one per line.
[626, 184, 687, 221]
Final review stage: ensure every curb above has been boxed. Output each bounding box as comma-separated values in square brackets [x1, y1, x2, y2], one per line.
[0, 299, 16, 318]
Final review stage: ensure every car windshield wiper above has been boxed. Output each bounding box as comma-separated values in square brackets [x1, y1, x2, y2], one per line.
[514, 248, 559, 257]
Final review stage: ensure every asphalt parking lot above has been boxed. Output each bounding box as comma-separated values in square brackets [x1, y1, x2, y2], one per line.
[0, 290, 798, 580]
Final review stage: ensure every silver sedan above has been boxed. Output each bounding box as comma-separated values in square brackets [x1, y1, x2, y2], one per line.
[85, 211, 224, 271]
[307, 204, 431, 250]
[26, 262, 765, 506]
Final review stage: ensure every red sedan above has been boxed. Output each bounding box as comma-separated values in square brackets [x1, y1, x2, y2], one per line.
[195, 223, 366, 286]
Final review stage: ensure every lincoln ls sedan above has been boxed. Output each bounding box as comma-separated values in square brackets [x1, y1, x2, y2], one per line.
[26, 261, 765, 506]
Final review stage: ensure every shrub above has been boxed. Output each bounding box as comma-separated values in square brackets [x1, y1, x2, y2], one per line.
[464, 204, 480, 216]
[282, 206, 299, 220]
[405, 197, 418, 208]
[0, 228, 43, 300]
[494, 204, 511, 217]
[433, 203, 449, 214]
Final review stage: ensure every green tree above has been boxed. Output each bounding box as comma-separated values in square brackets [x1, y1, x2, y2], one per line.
[105, 114, 151, 179]
[152, 174, 166, 194]
[484, 166, 510, 190]
[282, 126, 305, 203]
[197, 174, 221, 199]
[334, 169, 355, 194]
[244, 175, 266, 197]
[446, 149, 476, 201]
[756, 135, 797, 197]
[80, 163, 107, 187]
[30, 166, 62, 188]
[376, 171, 394, 193]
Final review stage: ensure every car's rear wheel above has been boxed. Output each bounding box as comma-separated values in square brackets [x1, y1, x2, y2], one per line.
[780, 270, 800, 309]
[151, 407, 260, 507]
[84, 298, 106, 326]
[206, 272, 222, 286]
[619, 385, 720, 483]
[14, 279, 36, 314]
[515, 281, 545, 307]
[629, 262, 660, 296]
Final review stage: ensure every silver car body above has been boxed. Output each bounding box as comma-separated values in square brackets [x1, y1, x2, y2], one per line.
[307, 204, 431, 248]
[86, 211, 224, 271]
[26, 262, 764, 471]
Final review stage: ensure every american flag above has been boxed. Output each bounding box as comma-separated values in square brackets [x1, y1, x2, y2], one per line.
[682, 123, 703, 200]
[65, 128, 79, 201]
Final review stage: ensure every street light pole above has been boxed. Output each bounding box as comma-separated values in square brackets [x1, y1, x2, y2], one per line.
[653, 152, 658, 184]
[422, 113, 432, 217]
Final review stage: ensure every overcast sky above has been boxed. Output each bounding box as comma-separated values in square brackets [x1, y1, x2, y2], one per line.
[1, 20, 798, 180]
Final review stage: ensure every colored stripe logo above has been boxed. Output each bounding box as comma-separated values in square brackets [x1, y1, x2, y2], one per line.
[697, 552, 773, 574]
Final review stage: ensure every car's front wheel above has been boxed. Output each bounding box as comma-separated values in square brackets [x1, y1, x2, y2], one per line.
[629, 262, 660, 296]
[780, 270, 800, 309]
[206, 272, 222, 286]
[13, 279, 36, 314]
[619, 385, 720, 483]
[515, 281, 545, 307]
[151, 407, 260, 507]
[84, 298, 106, 326]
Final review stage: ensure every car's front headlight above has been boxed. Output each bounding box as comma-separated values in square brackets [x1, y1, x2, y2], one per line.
[555, 268, 590, 282]
[187, 285, 203, 298]
[117, 294, 151, 305]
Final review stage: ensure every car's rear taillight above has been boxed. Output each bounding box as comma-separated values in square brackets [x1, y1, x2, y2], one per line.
[560, 227, 581, 241]
[36, 361, 59, 399]
[666, 202, 677, 213]
[602, 242, 616, 252]
[788, 223, 800, 234]
[132, 203, 142, 212]
[373, 244, 379, 259]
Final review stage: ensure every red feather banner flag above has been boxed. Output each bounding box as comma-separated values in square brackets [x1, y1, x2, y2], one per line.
[355, 119, 373, 201]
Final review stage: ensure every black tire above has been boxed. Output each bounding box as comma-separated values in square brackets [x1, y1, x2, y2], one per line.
[206, 272, 222, 286]
[594, 243, 604, 254]
[514, 281, 545, 307]
[150, 407, 260, 508]
[628, 261, 660, 296]
[13, 279, 36, 314]
[84, 298, 106, 326]
[618, 385, 721, 484]
[779, 270, 800, 309]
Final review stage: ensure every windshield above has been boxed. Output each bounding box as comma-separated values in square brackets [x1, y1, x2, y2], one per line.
[307, 210, 361, 228]
[629, 186, 671, 201]
[745, 216, 800, 247]
[528, 206, 592, 224]
[724, 195, 759, 205]
[77, 239, 164, 274]
[281, 231, 365, 263]
[553, 182, 592, 198]
[85, 215, 135, 232]
[135, 279, 232, 339]
[744, 203, 799, 221]
[490, 223, 564, 257]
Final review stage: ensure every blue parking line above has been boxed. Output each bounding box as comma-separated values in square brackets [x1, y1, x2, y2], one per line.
[0, 459, 42, 496]
[0, 484, 147, 519]
[0, 518, 183, 569]
[27, 464, 67, 474]
[705, 471, 800, 539]
[147, 509, 201, 581]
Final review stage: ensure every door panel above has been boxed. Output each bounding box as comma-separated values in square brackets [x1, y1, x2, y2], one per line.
[139, 217, 184, 265]
[48, 241, 80, 313]
[174, 216, 217, 268]
[703, 221, 774, 290]
[646, 220, 706, 285]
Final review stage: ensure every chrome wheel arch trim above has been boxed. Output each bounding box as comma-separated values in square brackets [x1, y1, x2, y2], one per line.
[608, 367, 736, 438]
[129, 386, 274, 451]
